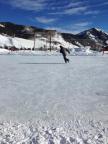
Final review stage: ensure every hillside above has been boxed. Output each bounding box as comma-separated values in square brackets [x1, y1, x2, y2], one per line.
[0, 22, 108, 50]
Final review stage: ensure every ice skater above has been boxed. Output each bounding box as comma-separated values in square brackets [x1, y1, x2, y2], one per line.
[60, 45, 70, 63]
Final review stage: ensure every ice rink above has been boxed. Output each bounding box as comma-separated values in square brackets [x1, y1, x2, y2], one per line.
[0, 55, 108, 143]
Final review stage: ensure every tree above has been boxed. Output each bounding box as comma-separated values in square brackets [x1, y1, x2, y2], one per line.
[46, 30, 56, 51]
[33, 32, 36, 51]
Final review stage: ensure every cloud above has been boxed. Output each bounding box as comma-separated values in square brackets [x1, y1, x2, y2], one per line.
[47, 0, 89, 15]
[49, 6, 88, 15]
[48, 1, 84, 10]
[45, 26, 76, 34]
[74, 22, 91, 27]
[67, 22, 91, 34]
[45, 26, 84, 34]
[89, 1, 108, 11]
[46, 21, 91, 34]
[84, 10, 100, 15]
[6, 0, 89, 16]
[35, 17, 57, 24]
[91, 1, 108, 7]
[65, 1, 85, 8]
[7, 0, 47, 11]
[64, 6, 88, 15]
[102, 1, 108, 5]
[48, 0, 108, 16]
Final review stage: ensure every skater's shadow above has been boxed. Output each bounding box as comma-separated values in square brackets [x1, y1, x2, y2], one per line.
[20, 63, 65, 65]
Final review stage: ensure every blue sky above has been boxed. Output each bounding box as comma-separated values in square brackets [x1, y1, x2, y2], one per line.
[0, 0, 108, 34]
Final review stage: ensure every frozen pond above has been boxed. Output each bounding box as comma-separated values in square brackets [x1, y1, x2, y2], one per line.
[0, 55, 108, 125]
[0, 55, 108, 143]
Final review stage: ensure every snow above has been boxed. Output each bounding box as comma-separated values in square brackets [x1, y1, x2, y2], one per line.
[23, 26, 34, 32]
[0, 34, 34, 49]
[0, 120, 107, 144]
[0, 55, 108, 143]
[88, 33, 97, 41]
[0, 24, 5, 28]
[0, 34, 77, 50]
[84, 32, 98, 42]
[106, 40, 108, 44]
[0, 48, 98, 56]
[94, 28, 108, 35]
[14, 37, 34, 48]
[0, 48, 10, 54]
[75, 41, 84, 47]
[0, 35, 13, 47]
[94, 28, 102, 32]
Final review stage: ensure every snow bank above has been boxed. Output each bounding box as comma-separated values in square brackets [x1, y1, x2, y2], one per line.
[0, 49, 98, 56]
[0, 48, 9, 54]
[10, 50, 60, 56]
[0, 120, 107, 144]
[70, 47, 98, 56]
[0, 34, 34, 49]
[6, 49, 98, 56]
[0, 35, 13, 47]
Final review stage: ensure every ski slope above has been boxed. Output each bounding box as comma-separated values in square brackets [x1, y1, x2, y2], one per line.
[0, 55, 108, 143]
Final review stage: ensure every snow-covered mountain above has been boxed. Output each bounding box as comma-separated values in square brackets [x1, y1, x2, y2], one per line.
[76, 28, 108, 49]
[62, 28, 108, 50]
[0, 22, 78, 50]
[0, 22, 108, 51]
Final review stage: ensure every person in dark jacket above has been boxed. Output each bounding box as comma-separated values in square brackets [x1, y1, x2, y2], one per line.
[60, 45, 70, 63]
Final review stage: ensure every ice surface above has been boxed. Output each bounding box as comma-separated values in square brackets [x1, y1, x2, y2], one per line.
[0, 55, 108, 143]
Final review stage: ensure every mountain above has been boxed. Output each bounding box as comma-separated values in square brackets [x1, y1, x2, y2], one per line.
[0, 22, 108, 50]
[77, 28, 108, 49]
[0, 22, 46, 39]
[0, 22, 78, 50]
[62, 28, 108, 50]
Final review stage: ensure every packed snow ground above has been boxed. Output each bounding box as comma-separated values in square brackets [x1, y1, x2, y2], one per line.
[0, 55, 108, 143]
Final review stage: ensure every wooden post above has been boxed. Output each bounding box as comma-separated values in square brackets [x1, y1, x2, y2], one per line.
[49, 33, 51, 51]
[33, 32, 36, 51]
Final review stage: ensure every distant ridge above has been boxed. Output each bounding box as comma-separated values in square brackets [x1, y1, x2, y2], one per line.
[0, 21, 108, 50]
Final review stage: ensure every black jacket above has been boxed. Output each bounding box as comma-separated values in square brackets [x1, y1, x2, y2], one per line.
[60, 46, 70, 56]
